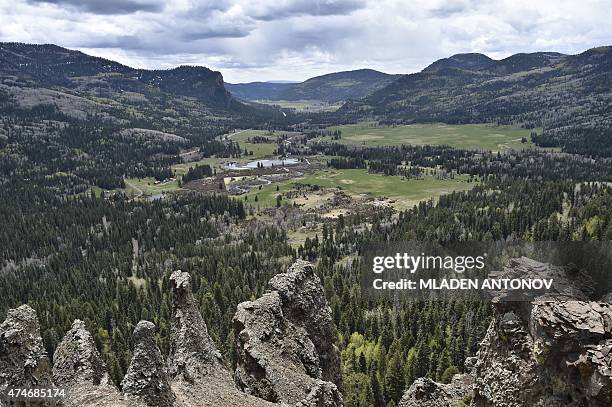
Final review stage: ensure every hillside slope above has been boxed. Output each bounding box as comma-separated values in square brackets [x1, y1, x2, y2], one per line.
[225, 81, 294, 100]
[0, 42, 287, 192]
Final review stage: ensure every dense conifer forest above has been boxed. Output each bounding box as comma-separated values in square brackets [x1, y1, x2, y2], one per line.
[1, 42, 612, 407]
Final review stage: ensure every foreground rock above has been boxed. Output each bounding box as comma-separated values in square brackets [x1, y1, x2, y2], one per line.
[168, 270, 225, 382]
[0, 305, 52, 394]
[1, 262, 345, 407]
[122, 321, 175, 406]
[472, 257, 612, 406]
[233, 259, 343, 405]
[398, 373, 473, 407]
[53, 319, 138, 407]
[168, 270, 274, 407]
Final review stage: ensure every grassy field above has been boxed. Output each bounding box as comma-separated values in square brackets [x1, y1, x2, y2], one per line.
[124, 177, 181, 197]
[171, 157, 228, 177]
[242, 168, 475, 210]
[320, 122, 536, 151]
[255, 100, 343, 112]
[227, 129, 278, 158]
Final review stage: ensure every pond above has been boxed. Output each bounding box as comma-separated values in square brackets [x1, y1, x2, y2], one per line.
[225, 158, 299, 170]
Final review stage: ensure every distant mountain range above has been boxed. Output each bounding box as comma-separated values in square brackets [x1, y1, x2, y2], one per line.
[337, 46, 611, 151]
[225, 81, 294, 101]
[1, 42, 610, 154]
[227, 69, 402, 103]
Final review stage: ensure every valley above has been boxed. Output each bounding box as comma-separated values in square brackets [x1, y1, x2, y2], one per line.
[1, 42, 611, 407]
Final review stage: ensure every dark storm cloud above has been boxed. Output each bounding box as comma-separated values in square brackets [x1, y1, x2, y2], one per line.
[429, 0, 474, 17]
[27, 0, 164, 15]
[2, 0, 610, 82]
[250, 0, 367, 21]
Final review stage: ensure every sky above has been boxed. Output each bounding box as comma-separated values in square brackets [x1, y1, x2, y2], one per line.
[0, 0, 610, 83]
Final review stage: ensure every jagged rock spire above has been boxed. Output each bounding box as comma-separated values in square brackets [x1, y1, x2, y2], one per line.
[0, 304, 52, 391]
[268, 259, 343, 387]
[53, 319, 110, 386]
[54, 319, 138, 407]
[168, 270, 224, 382]
[233, 259, 343, 405]
[121, 321, 175, 407]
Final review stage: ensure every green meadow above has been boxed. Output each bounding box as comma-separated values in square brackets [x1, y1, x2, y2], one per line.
[321, 122, 536, 151]
[242, 168, 475, 210]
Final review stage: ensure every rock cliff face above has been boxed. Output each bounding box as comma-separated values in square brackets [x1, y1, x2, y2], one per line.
[166, 269, 274, 407]
[0, 260, 343, 407]
[473, 257, 612, 407]
[398, 373, 473, 407]
[233, 259, 344, 405]
[398, 256, 612, 407]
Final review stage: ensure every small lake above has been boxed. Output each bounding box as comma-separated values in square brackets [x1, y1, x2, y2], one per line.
[225, 158, 299, 170]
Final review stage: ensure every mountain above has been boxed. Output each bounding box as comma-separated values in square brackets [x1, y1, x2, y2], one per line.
[422, 53, 495, 72]
[0, 42, 233, 108]
[277, 69, 401, 102]
[225, 81, 294, 100]
[0, 42, 288, 192]
[339, 46, 612, 151]
[227, 69, 401, 102]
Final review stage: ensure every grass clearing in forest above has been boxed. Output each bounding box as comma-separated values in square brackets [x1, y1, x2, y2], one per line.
[227, 129, 279, 159]
[320, 122, 536, 151]
[242, 168, 475, 210]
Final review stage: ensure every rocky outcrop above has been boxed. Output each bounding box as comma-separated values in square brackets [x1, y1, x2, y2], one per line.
[0, 305, 52, 393]
[233, 259, 343, 405]
[168, 270, 225, 382]
[472, 257, 612, 406]
[0, 261, 344, 407]
[398, 373, 473, 407]
[53, 320, 109, 387]
[168, 269, 275, 407]
[121, 321, 174, 407]
[53, 319, 138, 407]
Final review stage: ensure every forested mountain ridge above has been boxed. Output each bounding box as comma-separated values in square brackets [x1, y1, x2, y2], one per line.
[0, 42, 232, 107]
[337, 46, 612, 155]
[228, 69, 401, 102]
[225, 81, 294, 100]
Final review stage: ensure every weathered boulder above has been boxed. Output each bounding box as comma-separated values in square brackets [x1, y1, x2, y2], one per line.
[233, 260, 343, 406]
[121, 321, 175, 407]
[0, 305, 52, 393]
[53, 319, 137, 407]
[473, 257, 612, 407]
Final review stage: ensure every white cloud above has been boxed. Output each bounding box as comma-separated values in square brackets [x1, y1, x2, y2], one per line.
[0, 0, 610, 82]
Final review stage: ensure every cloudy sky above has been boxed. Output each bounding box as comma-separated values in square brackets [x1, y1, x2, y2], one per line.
[1, 0, 610, 82]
